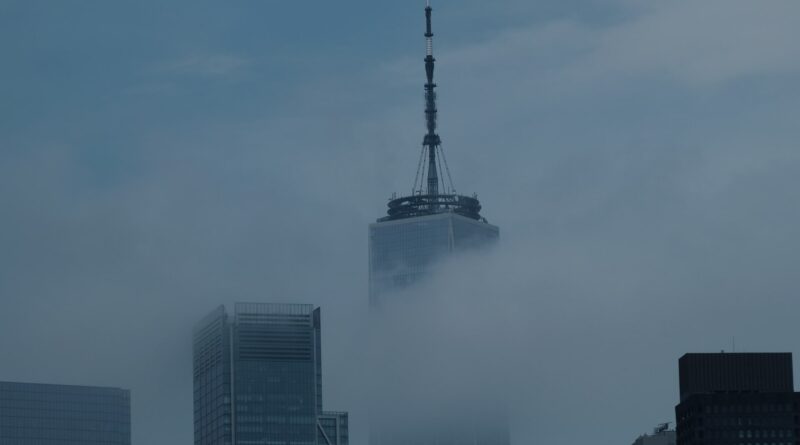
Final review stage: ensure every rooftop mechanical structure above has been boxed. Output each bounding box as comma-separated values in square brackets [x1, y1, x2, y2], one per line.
[378, 1, 486, 223]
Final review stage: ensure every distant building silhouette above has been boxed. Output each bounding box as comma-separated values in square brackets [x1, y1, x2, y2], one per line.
[0, 381, 131, 445]
[632, 423, 676, 445]
[193, 303, 348, 445]
[675, 352, 800, 445]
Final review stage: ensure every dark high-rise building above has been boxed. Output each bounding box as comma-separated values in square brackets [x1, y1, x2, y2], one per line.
[0, 381, 131, 445]
[193, 303, 348, 445]
[368, 3, 506, 445]
[678, 353, 794, 401]
[675, 352, 800, 445]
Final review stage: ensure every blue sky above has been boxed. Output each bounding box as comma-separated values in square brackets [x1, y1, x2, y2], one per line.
[2, 1, 800, 444]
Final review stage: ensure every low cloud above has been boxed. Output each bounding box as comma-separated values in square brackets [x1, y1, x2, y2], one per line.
[586, 0, 800, 85]
[423, 0, 800, 91]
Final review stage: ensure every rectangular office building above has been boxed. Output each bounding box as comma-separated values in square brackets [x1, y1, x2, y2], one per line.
[0, 381, 131, 445]
[679, 353, 794, 402]
[193, 303, 348, 445]
[675, 352, 800, 445]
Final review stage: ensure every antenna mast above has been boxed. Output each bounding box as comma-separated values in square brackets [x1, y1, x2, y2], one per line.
[423, 1, 441, 197]
[378, 2, 486, 223]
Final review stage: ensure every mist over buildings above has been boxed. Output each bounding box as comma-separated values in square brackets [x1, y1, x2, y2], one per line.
[2, 0, 800, 444]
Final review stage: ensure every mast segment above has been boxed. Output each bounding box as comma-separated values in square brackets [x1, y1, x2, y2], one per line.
[423, 2, 441, 197]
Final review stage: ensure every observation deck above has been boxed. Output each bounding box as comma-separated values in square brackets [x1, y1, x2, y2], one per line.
[377, 193, 484, 222]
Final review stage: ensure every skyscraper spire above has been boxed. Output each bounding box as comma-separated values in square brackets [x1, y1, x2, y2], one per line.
[378, 2, 485, 223]
[423, 1, 441, 197]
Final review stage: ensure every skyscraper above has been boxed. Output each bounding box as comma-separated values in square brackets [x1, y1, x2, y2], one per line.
[367, 3, 507, 445]
[193, 303, 348, 445]
[368, 1, 499, 308]
[674, 352, 800, 445]
[0, 381, 131, 445]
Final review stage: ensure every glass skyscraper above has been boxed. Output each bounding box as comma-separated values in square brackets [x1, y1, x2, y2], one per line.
[193, 303, 348, 445]
[367, 1, 500, 308]
[369, 212, 499, 306]
[368, 3, 507, 444]
[0, 381, 131, 445]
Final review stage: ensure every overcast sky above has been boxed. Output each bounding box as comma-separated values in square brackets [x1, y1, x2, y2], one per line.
[2, 1, 800, 444]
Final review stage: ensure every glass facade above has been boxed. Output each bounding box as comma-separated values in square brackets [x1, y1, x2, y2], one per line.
[193, 303, 348, 445]
[368, 212, 499, 307]
[0, 381, 131, 445]
[193, 306, 233, 445]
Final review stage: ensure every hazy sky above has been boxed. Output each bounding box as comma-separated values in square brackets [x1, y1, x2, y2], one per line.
[2, 1, 800, 444]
